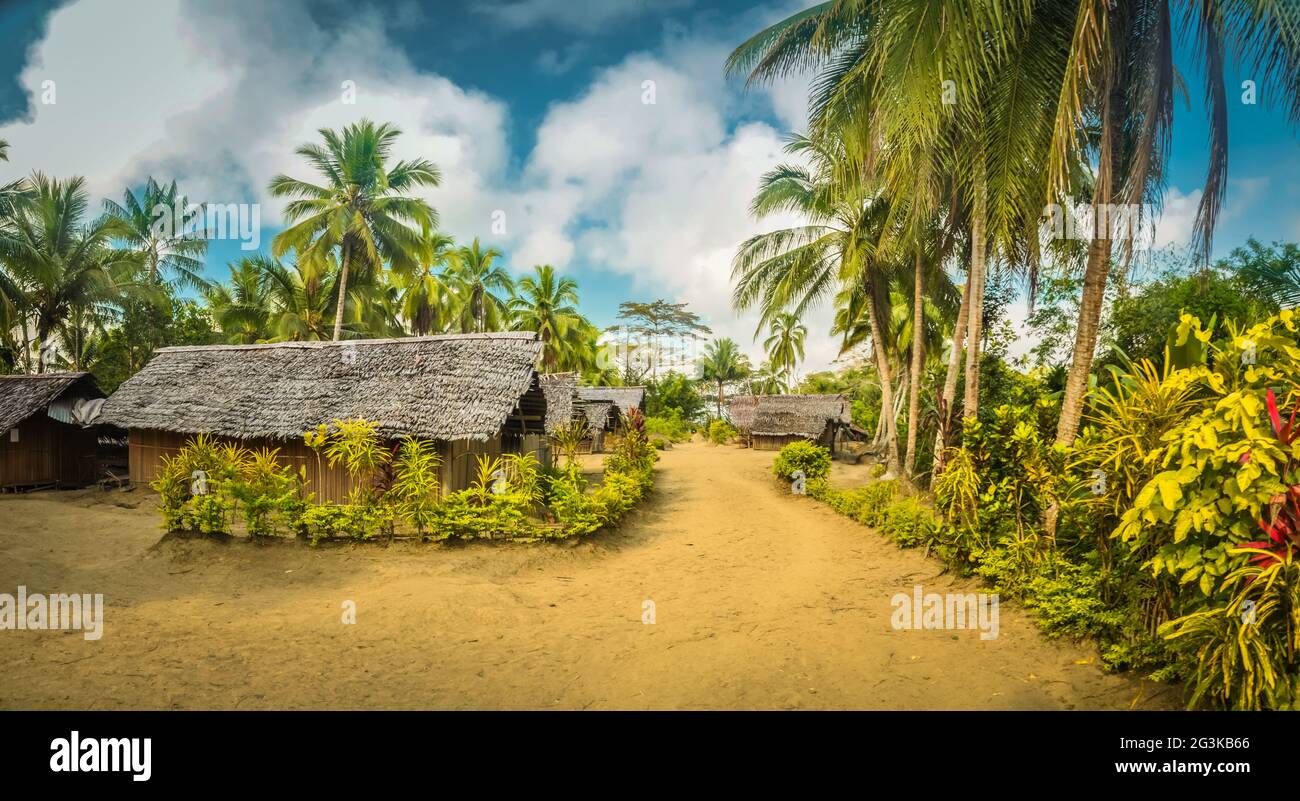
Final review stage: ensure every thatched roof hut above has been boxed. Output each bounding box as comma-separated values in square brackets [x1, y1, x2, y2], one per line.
[102, 333, 544, 442]
[1, 372, 103, 431]
[575, 386, 645, 414]
[538, 372, 577, 434]
[727, 394, 759, 431]
[101, 333, 550, 498]
[576, 399, 616, 432]
[0, 372, 107, 489]
[732, 394, 851, 450]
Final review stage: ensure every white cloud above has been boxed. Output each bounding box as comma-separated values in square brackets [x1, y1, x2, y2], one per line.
[0, 0, 840, 371]
[1150, 186, 1203, 250]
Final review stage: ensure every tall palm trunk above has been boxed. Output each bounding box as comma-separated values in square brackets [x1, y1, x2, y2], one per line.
[1055, 221, 1112, 445]
[865, 282, 901, 474]
[332, 240, 351, 341]
[933, 278, 970, 473]
[716, 380, 725, 418]
[1056, 86, 1120, 446]
[904, 247, 924, 476]
[962, 174, 988, 422]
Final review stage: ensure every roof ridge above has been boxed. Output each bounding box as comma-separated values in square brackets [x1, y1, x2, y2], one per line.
[155, 332, 541, 354]
[0, 372, 89, 380]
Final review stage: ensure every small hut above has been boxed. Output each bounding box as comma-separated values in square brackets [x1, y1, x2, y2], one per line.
[575, 386, 646, 434]
[537, 372, 578, 462]
[727, 394, 759, 432]
[538, 372, 577, 435]
[575, 399, 616, 453]
[100, 333, 548, 499]
[736, 394, 851, 451]
[0, 372, 107, 490]
[574, 387, 644, 418]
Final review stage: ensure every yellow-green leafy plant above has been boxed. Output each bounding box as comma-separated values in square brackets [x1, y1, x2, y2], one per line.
[552, 418, 590, 468]
[388, 437, 442, 542]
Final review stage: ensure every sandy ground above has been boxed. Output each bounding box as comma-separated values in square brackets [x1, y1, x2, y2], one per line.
[0, 441, 1179, 710]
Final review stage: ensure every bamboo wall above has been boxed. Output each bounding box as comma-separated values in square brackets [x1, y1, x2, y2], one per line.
[127, 428, 539, 503]
[0, 414, 100, 489]
[751, 425, 836, 452]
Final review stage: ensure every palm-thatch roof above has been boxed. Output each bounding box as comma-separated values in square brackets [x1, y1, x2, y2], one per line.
[744, 394, 851, 438]
[538, 372, 577, 434]
[727, 394, 759, 430]
[101, 333, 545, 442]
[576, 385, 645, 413]
[576, 399, 616, 432]
[0, 372, 103, 431]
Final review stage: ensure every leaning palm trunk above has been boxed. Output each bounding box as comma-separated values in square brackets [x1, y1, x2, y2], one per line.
[332, 241, 351, 341]
[962, 177, 988, 422]
[904, 247, 924, 476]
[865, 287, 901, 475]
[933, 278, 970, 473]
[1055, 231, 1112, 445]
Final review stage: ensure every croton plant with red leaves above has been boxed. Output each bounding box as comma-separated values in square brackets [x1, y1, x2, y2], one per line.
[1241, 388, 1300, 564]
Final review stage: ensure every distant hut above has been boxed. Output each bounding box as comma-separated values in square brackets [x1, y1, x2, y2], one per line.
[0, 372, 107, 490]
[538, 372, 577, 436]
[727, 394, 759, 439]
[100, 333, 549, 500]
[574, 399, 617, 453]
[538, 372, 578, 462]
[575, 386, 646, 433]
[741, 394, 851, 451]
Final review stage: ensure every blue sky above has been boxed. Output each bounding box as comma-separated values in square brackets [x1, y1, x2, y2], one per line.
[1, 0, 1298, 371]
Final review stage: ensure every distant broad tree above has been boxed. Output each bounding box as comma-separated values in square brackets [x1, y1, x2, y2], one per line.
[269, 119, 439, 341]
[616, 299, 712, 380]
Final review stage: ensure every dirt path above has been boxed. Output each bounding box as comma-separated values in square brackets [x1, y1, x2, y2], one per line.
[0, 441, 1177, 710]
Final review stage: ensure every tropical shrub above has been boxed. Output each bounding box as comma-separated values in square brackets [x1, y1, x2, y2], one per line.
[552, 418, 590, 468]
[226, 448, 301, 538]
[387, 437, 442, 541]
[646, 409, 693, 442]
[707, 419, 737, 445]
[772, 440, 831, 482]
[151, 434, 252, 535]
[878, 497, 938, 548]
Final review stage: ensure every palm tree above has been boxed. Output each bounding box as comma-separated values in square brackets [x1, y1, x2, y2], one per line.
[732, 133, 906, 473]
[452, 238, 512, 333]
[728, 0, 1077, 472]
[204, 256, 274, 344]
[0, 173, 138, 372]
[268, 119, 439, 341]
[763, 311, 806, 385]
[103, 177, 208, 289]
[510, 264, 581, 371]
[698, 337, 750, 418]
[395, 227, 456, 336]
[1043, 0, 1300, 446]
[751, 360, 788, 395]
[260, 253, 340, 341]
